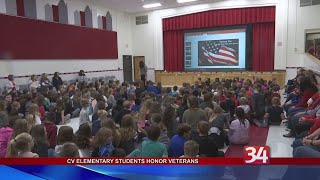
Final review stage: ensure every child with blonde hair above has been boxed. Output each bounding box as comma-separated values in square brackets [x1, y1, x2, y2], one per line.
[97, 110, 108, 118]
[204, 107, 213, 120]
[25, 114, 36, 132]
[28, 104, 41, 125]
[6, 133, 39, 158]
[238, 97, 250, 114]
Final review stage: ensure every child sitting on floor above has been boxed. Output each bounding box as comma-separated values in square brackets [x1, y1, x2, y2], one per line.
[92, 127, 114, 157]
[118, 115, 138, 155]
[128, 125, 168, 157]
[55, 126, 74, 155]
[229, 107, 250, 145]
[44, 112, 57, 149]
[31, 124, 49, 157]
[192, 121, 224, 157]
[79, 99, 90, 126]
[180, 140, 199, 158]
[168, 123, 191, 157]
[264, 97, 285, 125]
[0, 112, 13, 157]
[6, 133, 39, 158]
[60, 142, 80, 158]
[238, 97, 250, 114]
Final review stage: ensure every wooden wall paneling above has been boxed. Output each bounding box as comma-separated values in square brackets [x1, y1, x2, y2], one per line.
[155, 71, 286, 87]
[162, 73, 176, 85]
[155, 71, 161, 83]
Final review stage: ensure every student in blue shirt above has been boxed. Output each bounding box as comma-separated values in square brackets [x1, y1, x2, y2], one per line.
[168, 123, 192, 157]
[147, 82, 160, 95]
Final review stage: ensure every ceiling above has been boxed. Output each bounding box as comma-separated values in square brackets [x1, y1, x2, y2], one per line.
[93, 0, 221, 13]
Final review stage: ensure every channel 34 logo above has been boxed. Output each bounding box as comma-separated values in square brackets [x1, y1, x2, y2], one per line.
[244, 146, 270, 164]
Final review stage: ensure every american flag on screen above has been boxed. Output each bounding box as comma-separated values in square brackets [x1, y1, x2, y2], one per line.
[201, 41, 238, 65]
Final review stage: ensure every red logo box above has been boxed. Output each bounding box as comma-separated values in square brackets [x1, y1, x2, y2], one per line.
[244, 146, 270, 164]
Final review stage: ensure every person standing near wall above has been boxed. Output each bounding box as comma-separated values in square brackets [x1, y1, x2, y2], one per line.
[77, 70, 87, 90]
[52, 72, 63, 91]
[139, 62, 148, 86]
[5, 75, 18, 94]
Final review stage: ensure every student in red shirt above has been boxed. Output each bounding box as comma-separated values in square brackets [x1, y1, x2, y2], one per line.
[44, 112, 58, 149]
[271, 84, 281, 99]
[245, 86, 252, 97]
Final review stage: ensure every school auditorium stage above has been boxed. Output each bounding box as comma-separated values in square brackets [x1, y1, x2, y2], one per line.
[155, 71, 286, 87]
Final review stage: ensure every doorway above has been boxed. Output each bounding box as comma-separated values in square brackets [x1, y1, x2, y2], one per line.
[123, 55, 133, 83]
[133, 56, 145, 82]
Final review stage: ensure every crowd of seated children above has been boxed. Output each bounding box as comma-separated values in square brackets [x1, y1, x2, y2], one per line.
[3, 68, 317, 158]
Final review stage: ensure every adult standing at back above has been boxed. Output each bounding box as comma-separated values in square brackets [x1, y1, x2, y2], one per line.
[77, 70, 87, 83]
[40, 73, 52, 90]
[5, 74, 18, 94]
[182, 96, 207, 136]
[139, 61, 147, 86]
[29, 75, 39, 93]
[52, 72, 63, 91]
[77, 70, 87, 90]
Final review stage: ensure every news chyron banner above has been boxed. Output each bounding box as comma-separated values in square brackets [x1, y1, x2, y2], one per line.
[1, 146, 320, 180]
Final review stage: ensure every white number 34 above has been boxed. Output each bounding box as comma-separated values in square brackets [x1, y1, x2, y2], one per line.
[245, 147, 269, 164]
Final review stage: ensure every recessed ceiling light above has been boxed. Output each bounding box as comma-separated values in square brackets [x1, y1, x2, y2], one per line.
[177, 0, 198, 3]
[143, 3, 162, 8]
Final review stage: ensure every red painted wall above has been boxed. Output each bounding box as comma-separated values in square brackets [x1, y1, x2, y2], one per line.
[0, 13, 118, 59]
[52, 5, 59, 22]
[80, 11, 85, 26]
[16, 0, 25, 16]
